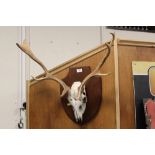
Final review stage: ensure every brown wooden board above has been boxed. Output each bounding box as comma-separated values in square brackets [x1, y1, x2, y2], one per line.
[61, 66, 102, 125]
[28, 39, 155, 129]
[118, 45, 155, 128]
[29, 47, 116, 128]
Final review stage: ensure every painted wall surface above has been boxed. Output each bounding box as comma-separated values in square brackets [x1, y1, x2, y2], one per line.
[29, 26, 155, 77]
[29, 26, 101, 77]
[0, 27, 20, 128]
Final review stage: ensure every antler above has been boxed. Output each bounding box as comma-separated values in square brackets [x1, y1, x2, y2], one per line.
[77, 33, 115, 99]
[16, 40, 69, 97]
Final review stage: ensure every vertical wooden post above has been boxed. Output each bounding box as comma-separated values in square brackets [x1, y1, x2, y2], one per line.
[114, 35, 120, 129]
[25, 26, 31, 129]
[26, 81, 30, 129]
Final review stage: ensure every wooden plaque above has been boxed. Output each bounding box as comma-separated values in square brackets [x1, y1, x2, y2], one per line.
[61, 66, 102, 125]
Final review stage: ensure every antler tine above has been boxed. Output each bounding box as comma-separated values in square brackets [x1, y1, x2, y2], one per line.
[77, 33, 115, 99]
[31, 75, 69, 97]
[48, 76, 70, 97]
[16, 40, 70, 97]
[16, 40, 49, 75]
[109, 33, 115, 45]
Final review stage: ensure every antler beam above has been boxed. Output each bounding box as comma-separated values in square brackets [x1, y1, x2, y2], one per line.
[77, 33, 115, 99]
[16, 40, 69, 97]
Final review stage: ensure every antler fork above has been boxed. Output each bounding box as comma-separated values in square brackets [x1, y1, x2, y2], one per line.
[77, 33, 115, 99]
[16, 40, 70, 97]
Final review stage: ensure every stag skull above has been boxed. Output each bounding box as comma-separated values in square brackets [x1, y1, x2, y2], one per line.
[67, 81, 87, 122]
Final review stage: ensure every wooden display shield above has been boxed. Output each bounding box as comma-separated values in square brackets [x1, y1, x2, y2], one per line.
[60, 66, 102, 125]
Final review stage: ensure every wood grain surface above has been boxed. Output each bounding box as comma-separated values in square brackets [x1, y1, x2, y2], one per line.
[60, 66, 102, 125]
[29, 47, 116, 128]
[118, 45, 155, 128]
[28, 39, 155, 129]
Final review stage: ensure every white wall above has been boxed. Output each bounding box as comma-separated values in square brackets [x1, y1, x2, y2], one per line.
[0, 27, 21, 128]
[29, 26, 101, 76]
[29, 26, 155, 77]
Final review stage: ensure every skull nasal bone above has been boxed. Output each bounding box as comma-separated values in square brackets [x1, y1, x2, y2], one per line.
[83, 97, 87, 103]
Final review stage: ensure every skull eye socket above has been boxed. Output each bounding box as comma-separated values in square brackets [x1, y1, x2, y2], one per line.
[79, 105, 82, 110]
[83, 91, 86, 95]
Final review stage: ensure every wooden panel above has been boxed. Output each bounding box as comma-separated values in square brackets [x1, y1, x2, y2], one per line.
[28, 38, 155, 129]
[61, 67, 102, 124]
[29, 47, 116, 128]
[118, 45, 155, 128]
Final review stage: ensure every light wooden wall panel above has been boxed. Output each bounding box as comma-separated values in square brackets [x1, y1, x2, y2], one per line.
[118, 42, 155, 128]
[29, 46, 116, 129]
[28, 36, 155, 129]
